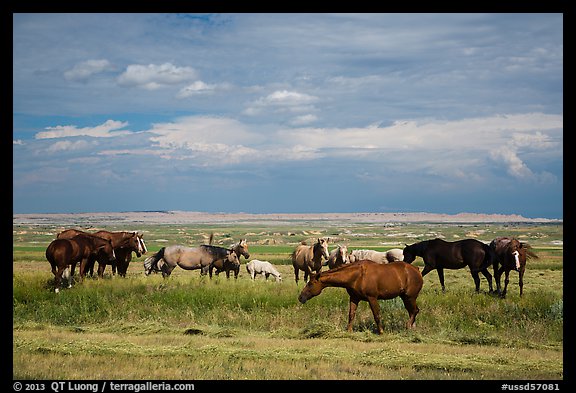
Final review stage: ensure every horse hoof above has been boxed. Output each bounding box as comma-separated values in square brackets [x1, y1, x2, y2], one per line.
[55, 288, 60, 293]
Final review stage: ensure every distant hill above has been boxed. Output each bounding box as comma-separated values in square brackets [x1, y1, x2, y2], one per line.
[13, 211, 561, 226]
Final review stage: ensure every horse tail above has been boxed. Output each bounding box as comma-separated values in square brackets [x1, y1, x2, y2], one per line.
[208, 233, 214, 245]
[144, 247, 165, 275]
[521, 242, 539, 260]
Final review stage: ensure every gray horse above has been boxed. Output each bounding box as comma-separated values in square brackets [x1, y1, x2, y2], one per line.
[144, 244, 239, 278]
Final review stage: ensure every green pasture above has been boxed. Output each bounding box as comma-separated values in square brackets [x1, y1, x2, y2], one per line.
[12, 221, 563, 380]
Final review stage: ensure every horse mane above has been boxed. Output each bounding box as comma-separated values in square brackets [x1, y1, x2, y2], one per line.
[410, 240, 429, 254]
[200, 244, 231, 258]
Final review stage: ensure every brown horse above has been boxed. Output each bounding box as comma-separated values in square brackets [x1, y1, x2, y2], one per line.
[291, 238, 330, 283]
[113, 232, 147, 277]
[403, 238, 496, 293]
[58, 229, 145, 277]
[94, 230, 146, 277]
[490, 237, 538, 297]
[46, 234, 116, 292]
[298, 260, 423, 334]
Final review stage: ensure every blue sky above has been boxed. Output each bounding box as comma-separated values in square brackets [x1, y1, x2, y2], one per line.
[13, 13, 563, 218]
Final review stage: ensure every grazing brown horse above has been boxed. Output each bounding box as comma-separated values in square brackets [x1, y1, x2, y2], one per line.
[291, 238, 330, 283]
[490, 237, 538, 297]
[298, 261, 423, 334]
[46, 234, 116, 292]
[403, 238, 496, 293]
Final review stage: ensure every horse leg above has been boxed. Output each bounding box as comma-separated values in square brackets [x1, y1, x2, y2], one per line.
[519, 267, 525, 297]
[480, 267, 494, 292]
[97, 261, 106, 278]
[437, 268, 446, 292]
[367, 297, 384, 335]
[502, 270, 510, 298]
[494, 265, 504, 295]
[347, 296, 360, 333]
[54, 265, 66, 293]
[401, 295, 419, 329]
[79, 258, 89, 280]
[161, 262, 175, 278]
[470, 270, 481, 292]
[62, 266, 72, 288]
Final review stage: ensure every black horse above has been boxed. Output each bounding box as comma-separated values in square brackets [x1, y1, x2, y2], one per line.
[403, 238, 496, 292]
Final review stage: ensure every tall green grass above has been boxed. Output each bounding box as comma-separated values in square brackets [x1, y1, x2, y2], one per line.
[13, 270, 562, 348]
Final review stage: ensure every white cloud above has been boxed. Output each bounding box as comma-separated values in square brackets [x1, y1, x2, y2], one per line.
[177, 81, 217, 97]
[35, 120, 130, 139]
[290, 114, 318, 126]
[117, 63, 198, 90]
[262, 90, 318, 106]
[490, 146, 535, 179]
[46, 140, 93, 153]
[244, 90, 319, 116]
[276, 112, 562, 183]
[64, 59, 114, 81]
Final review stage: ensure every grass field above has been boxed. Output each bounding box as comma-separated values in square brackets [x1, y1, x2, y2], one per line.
[13, 221, 563, 380]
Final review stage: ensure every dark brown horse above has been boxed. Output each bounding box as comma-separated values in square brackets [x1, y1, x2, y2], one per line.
[46, 234, 116, 292]
[291, 238, 330, 283]
[490, 237, 538, 297]
[403, 238, 496, 292]
[298, 260, 423, 334]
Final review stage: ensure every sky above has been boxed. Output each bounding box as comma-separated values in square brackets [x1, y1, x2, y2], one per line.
[12, 13, 563, 218]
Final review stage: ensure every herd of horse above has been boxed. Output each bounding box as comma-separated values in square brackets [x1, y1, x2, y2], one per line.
[44, 229, 538, 333]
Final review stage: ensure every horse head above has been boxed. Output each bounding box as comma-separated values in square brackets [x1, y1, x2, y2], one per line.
[226, 249, 241, 267]
[124, 233, 143, 257]
[236, 239, 250, 259]
[402, 243, 417, 263]
[136, 232, 147, 256]
[298, 272, 323, 304]
[315, 238, 330, 260]
[338, 245, 349, 264]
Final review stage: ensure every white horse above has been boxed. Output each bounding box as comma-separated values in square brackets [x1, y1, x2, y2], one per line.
[349, 248, 403, 264]
[349, 249, 387, 264]
[246, 259, 282, 282]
